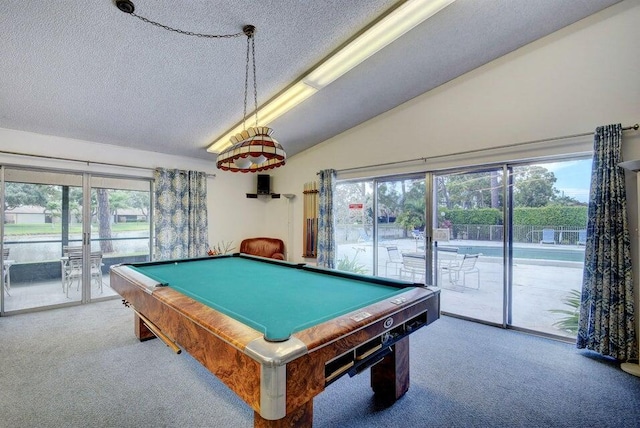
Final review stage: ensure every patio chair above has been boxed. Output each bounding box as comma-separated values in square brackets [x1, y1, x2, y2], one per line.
[61, 246, 83, 294]
[411, 229, 425, 240]
[61, 247, 103, 297]
[435, 246, 458, 284]
[357, 231, 372, 245]
[540, 229, 556, 244]
[441, 254, 480, 289]
[400, 254, 426, 283]
[89, 251, 104, 293]
[385, 246, 403, 276]
[2, 247, 10, 296]
[577, 230, 587, 245]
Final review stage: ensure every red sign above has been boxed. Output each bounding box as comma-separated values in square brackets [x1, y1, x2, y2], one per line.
[349, 203, 364, 209]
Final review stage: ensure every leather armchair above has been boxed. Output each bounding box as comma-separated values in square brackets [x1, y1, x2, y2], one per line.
[240, 237, 285, 260]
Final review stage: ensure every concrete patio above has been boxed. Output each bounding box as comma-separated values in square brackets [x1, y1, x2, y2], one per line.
[338, 238, 584, 339]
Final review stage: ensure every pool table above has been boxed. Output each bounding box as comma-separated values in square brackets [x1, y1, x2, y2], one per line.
[110, 254, 440, 427]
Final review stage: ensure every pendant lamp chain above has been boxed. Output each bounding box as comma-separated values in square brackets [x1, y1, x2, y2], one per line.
[242, 26, 259, 131]
[115, 1, 286, 173]
[242, 25, 258, 129]
[252, 34, 258, 129]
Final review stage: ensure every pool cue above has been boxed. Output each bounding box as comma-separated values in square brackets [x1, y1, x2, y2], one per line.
[134, 309, 182, 354]
[305, 182, 312, 256]
[312, 182, 317, 255]
[303, 183, 308, 255]
[305, 182, 309, 255]
[313, 182, 318, 256]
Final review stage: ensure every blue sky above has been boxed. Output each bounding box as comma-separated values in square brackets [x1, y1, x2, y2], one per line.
[542, 159, 592, 203]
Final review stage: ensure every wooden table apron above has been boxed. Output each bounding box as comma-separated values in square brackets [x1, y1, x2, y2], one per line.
[110, 261, 439, 425]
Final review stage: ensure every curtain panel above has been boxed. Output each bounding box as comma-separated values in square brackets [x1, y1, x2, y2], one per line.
[317, 169, 336, 269]
[577, 124, 637, 361]
[154, 168, 209, 260]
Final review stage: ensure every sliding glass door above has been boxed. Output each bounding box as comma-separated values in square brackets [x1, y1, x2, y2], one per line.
[2, 169, 86, 311]
[1, 167, 151, 314]
[89, 176, 152, 297]
[508, 159, 589, 338]
[333, 155, 590, 340]
[433, 158, 589, 338]
[334, 175, 426, 279]
[376, 176, 427, 281]
[334, 180, 374, 275]
[434, 168, 505, 325]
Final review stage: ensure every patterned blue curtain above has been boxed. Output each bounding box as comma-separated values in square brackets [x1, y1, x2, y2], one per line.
[577, 124, 637, 361]
[317, 169, 336, 269]
[154, 168, 209, 260]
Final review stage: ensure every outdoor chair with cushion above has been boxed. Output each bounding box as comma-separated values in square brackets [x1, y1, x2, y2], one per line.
[577, 230, 587, 245]
[540, 229, 556, 244]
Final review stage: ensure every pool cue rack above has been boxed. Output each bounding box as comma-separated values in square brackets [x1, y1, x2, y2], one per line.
[303, 181, 318, 258]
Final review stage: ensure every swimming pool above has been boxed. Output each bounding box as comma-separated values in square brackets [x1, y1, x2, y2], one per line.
[451, 245, 585, 262]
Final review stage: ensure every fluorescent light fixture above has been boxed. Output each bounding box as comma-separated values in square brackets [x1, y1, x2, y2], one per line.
[207, 82, 317, 153]
[207, 0, 455, 153]
[253, 81, 318, 126]
[305, 0, 455, 88]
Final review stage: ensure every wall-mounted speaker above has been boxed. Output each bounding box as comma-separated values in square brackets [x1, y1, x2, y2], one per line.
[257, 174, 270, 195]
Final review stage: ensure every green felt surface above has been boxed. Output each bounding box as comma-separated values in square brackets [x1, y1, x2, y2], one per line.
[130, 257, 407, 341]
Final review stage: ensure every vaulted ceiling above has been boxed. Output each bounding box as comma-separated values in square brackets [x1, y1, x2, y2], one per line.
[0, 0, 621, 160]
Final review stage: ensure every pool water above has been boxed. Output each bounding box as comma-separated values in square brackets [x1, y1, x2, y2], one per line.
[454, 246, 585, 262]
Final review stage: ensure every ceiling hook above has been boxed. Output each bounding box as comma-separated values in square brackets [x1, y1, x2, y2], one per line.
[115, 0, 135, 14]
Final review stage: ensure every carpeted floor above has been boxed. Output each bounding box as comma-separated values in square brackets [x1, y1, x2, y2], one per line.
[1, 299, 639, 427]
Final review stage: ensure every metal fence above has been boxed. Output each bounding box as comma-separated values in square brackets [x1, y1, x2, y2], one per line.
[337, 223, 586, 245]
[450, 225, 585, 245]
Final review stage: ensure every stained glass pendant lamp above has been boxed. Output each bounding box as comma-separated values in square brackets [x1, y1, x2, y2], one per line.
[215, 25, 286, 173]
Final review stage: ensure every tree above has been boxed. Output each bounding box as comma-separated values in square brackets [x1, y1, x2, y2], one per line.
[3, 183, 53, 210]
[128, 191, 150, 218]
[438, 172, 497, 209]
[551, 193, 586, 206]
[335, 182, 372, 240]
[108, 190, 130, 223]
[396, 199, 425, 232]
[513, 166, 557, 207]
[68, 187, 88, 223]
[96, 189, 114, 253]
[396, 181, 426, 232]
[490, 171, 500, 208]
[376, 183, 400, 223]
[437, 167, 560, 210]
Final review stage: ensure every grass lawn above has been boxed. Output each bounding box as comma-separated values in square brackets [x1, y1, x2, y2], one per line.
[4, 222, 150, 235]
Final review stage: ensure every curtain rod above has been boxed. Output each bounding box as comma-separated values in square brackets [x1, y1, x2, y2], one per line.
[335, 123, 640, 174]
[0, 149, 217, 178]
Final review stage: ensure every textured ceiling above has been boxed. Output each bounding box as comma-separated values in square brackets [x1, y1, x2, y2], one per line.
[0, 0, 621, 161]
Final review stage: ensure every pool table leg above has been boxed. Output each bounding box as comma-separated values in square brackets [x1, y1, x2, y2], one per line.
[370, 336, 410, 403]
[134, 312, 156, 341]
[254, 399, 313, 428]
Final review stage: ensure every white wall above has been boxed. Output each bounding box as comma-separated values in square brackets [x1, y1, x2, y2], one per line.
[269, 0, 640, 265]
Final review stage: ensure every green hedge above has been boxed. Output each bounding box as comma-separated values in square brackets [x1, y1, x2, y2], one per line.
[440, 206, 587, 228]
